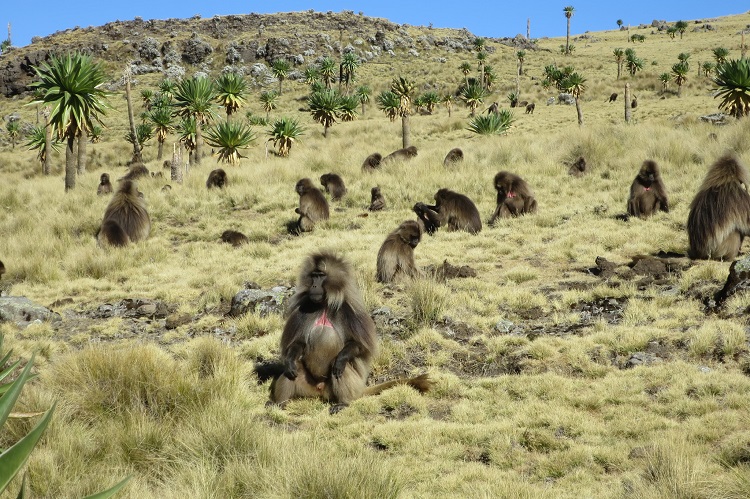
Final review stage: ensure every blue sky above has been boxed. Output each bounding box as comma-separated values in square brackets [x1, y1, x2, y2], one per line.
[3, 1, 748, 48]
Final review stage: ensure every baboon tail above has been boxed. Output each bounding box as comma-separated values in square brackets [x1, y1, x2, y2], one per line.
[364, 373, 433, 396]
[254, 362, 285, 384]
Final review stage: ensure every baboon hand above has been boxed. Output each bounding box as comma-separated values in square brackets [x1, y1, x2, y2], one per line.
[283, 358, 298, 380]
[331, 356, 348, 379]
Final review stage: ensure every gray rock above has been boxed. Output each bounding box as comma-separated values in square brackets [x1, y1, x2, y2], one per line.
[228, 286, 292, 317]
[557, 93, 575, 105]
[625, 352, 661, 368]
[494, 319, 515, 334]
[0, 296, 62, 325]
[547, 97, 555, 105]
[182, 33, 213, 64]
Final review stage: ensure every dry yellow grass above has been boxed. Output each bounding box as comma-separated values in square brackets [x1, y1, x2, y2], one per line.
[2, 10, 750, 498]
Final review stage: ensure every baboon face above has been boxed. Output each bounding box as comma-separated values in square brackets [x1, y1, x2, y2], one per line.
[100, 173, 110, 184]
[399, 221, 422, 248]
[434, 188, 450, 204]
[320, 174, 332, 187]
[296, 178, 314, 195]
[371, 187, 381, 197]
[638, 161, 659, 184]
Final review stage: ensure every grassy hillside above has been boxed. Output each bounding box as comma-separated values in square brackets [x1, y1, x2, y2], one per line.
[1, 10, 750, 499]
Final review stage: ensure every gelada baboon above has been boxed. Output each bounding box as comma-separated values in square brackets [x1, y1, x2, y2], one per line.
[295, 178, 329, 232]
[255, 252, 432, 413]
[377, 220, 422, 283]
[443, 148, 464, 166]
[486, 102, 499, 114]
[568, 156, 587, 177]
[413, 202, 441, 235]
[220, 230, 249, 247]
[631, 96, 638, 109]
[97, 173, 113, 195]
[433, 188, 482, 234]
[97, 180, 151, 247]
[362, 152, 383, 171]
[489, 171, 538, 224]
[525, 103, 535, 114]
[381, 146, 418, 165]
[687, 154, 750, 260]
[206, 168, 228, 189]
[518, 100, 529, 109]
[320, 173, 347, 201]
[0, 260, 5, 279]
[627, 160, 669, 219]
[120, 162, 150, 181]
[369, 186, 386, 211]
[607, 92, 618, 102]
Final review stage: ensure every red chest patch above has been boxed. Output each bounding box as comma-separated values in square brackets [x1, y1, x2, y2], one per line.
[507, 191, 516, 198]
[644, 187, 651, 191]
[314, 309, 334, 328]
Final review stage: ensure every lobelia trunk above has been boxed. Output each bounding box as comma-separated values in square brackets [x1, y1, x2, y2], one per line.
[76, 128, 87, 174]
[401, 114, 410, 149]
[64, 131, 76, 191]
[624, 83, 632, 123]
[575, 97, 584, 126]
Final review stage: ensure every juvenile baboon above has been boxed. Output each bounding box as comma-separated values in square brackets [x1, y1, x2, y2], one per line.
[0, 260, 5, 279]
[525, 103, 535, 114]
[486, 102, 499, 114]
[120, 162, 150, 181]
[295, 178, 330, 232]
[413, 202, 441, 235]
[97, 180, 151, 247]
[255, 252, 432, 413]
[627, 160, 669, 219]
[433, 188, 482, 234]
[381, 146, 418, 165]
[162, 160, 172, 170]
[320, 173, 347, 201]
[376, 220, 422, 283]
[206, 168, 228, 189]
[443, 148, 464, 166]
[97, 173, 113, 195]
[517, 100, 529, 109]
[687, 154, 750, 260]
[607, 92, 618, 102]
[631, 96, 638, 109]
[362, 152, 383, 171]
[489, 171, 538, 224]
[161, 184, 172, 192]
[369, 187, 386, 211]
[220, 230, 249, 247]
[568, 156, 588, 177]
[151, 171, 164, 179]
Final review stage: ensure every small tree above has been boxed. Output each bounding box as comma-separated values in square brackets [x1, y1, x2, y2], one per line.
[713, 58, 750, 118]
[172, 76, 216, 165]
[702, 61, 715, 77]
[617, 19, 623, 28]
[713, 47, 729, 65]
[443, 94, 454, 118]
[562, 72, 586, 126]
[147, 105, 174, 161]
[340, 52, 359, 93]
[613, 48, 625, 79]
[516, 50, 526, 76]
[563, 6, 575, 55]
[204, 120, 256, 164]
[671, 61, 689, 97]
[309, 89, 343, 138]
[625, 48, 643, 76]
[459, 62, 472, 88]
[467, 110, 514, 135]
[391, 77, 415, 148]
[267, 117, 304, 157]
[659, 72, 672, 93]
[271, 59, 291, 95]
[5, 120, 19, 149]
[461, 82, 487, 116]
[319, 57, 337, 89]
[259, 91, 279, 121]
[356, 85, 371, 115]
[26, 124, 61, 173]
[214, 72, 248, 119]
[674, 20, 688, 39]
[377, 91, 400, 122]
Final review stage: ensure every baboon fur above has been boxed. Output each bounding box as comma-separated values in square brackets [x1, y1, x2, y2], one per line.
[369, 187, 386, 211]
[607, 93, 618, 102]
[381, 146, 418, 165]
[525, 103, 535, 114]
[627, 160, 669, 219]
[376, 220, 423, 283]
[362, 152, 383, 171]
[433, 188, 482, 234]
[97, 173, 113, 195]
[256, 252, 432, 413]
[320, 173, 347, 201]
[443, 148, 464, 166]
[687, 154, 750, 260]
[206, 169, 228, 189]
[413, 202, 441, 235]
[486, 102, 499, 114]
[221, 230, 249, 247]
[517, 100, 529, 109]
[489, 171, 538, 224]
[295, 178, 330, 232]
[568, 156, 587, 177]
[97, 180, 151, 247]
[120, 162, 150, 181]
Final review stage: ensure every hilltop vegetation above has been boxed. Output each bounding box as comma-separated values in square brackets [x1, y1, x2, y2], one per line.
[1, 9, 750, 499]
